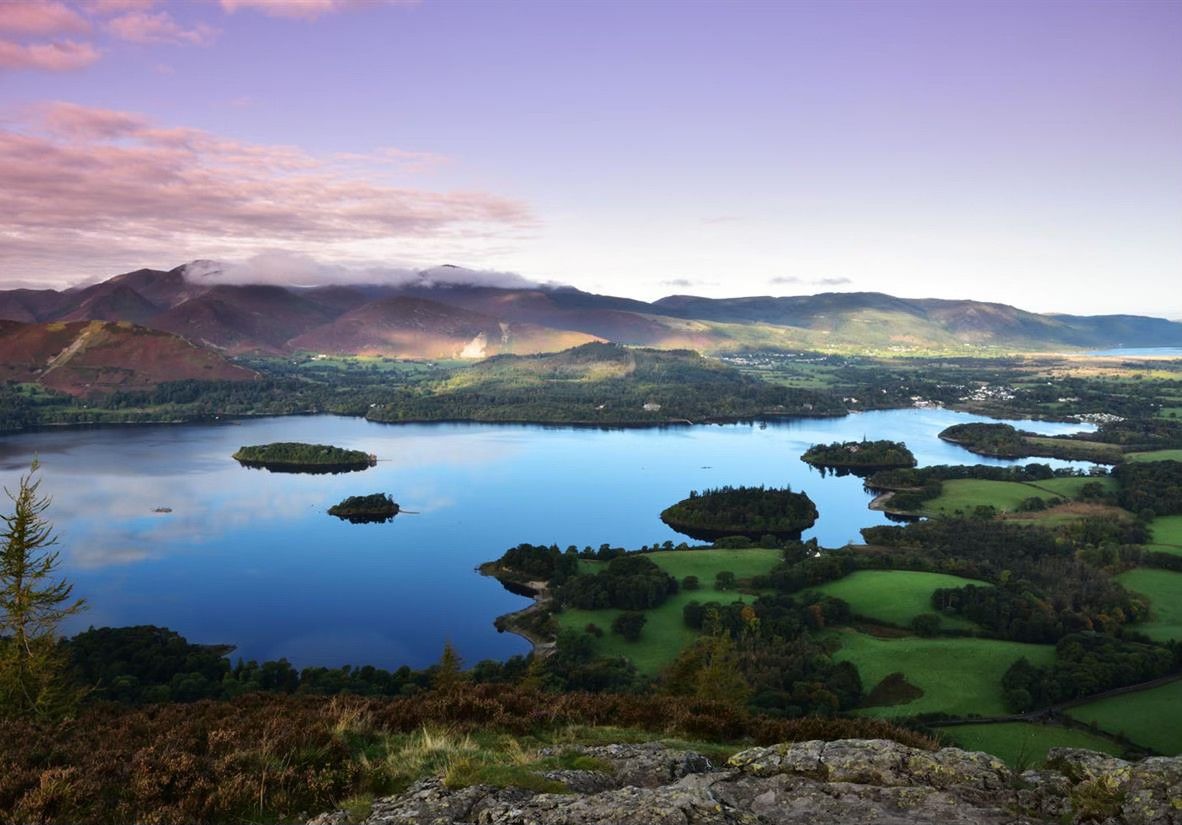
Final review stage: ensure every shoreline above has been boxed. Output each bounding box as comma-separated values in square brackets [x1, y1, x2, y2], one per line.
[478, 563, 556, 658]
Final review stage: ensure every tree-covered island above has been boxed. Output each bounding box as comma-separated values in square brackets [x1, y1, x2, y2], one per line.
[232, 442, 376, 473]
[659, 485, 819, 540]
[801, 439, 916, 474]
[327, 493, 400, 523]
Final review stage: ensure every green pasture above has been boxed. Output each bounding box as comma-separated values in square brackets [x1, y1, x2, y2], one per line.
[1149, 515, 1182, 547]
[1065, 679, 1182, 755]
[918, 479, 1063, 516]
[1117, 568, 1182, 642]
[944, 722, 1122, 767]
[1125, 449, 1182, 462]
[810, 570, 986, 630]
[829, 630, 1055, 718]
[560, 548, 782, 675]
[1026, 476, 1116, 497]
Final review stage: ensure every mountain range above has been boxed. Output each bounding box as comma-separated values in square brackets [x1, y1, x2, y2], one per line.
[1, 262, 1180, 395]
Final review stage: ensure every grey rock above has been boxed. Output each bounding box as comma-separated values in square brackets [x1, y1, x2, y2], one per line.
[309, 738, 1182, 825]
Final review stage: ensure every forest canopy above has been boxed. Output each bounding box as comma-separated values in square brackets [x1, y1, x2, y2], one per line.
[801, 439, 916, 471]
[660, 486, 819, 540]
[232, 442, 375, 473]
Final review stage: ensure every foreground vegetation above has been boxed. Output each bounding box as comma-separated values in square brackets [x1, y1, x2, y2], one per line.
[0, 687, 934, 825]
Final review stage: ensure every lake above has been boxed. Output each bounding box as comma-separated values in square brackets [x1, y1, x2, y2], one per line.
[0, 409, 1095, 670]
[1085, 347, 1182, 358]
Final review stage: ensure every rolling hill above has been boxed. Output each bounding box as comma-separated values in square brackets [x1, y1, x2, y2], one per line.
[0, 320, 257, 396]
[288, 296, 598, 359]
[1, 263, 1180, 363]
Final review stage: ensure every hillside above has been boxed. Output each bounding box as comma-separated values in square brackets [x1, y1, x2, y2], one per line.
[288, 296, 598, 359]
[367, 341, 842, 423]
[3, 264, 1182, 358]
[653, 292, 1182, 350]
[0, 320, 256, 396]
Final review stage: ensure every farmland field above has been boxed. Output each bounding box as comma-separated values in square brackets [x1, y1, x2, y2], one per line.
[609, 547, 784, 582]
[1149, 515, 1182, 548]
[1026, 476, 1116, 497]
[559, 548, 782, 674]
[1125, 449, 1182, 462]
[944, 722, 1123, 767]
[811, 570, 986, 630]
[829, 629, 1055, 717]
[1065, 679, 1182, 755]
[918, 479, 1065, 516]
[1117, 568, 1182, 642]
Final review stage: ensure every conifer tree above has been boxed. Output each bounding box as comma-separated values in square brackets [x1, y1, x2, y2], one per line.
[433, 640, 465, 693]
[0, 461, 85, 718]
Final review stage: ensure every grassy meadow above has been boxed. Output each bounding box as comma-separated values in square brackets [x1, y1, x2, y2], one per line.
[943, 722, 1123, 767]
[1148, 515, 1182, 546]
[1065, 679, 1182, 755]
[1125, 449, 1182, 462]
[558, 548, 782, 674]
[1117, 568, 1182, 642]
[810, 570, 986, 631]
[918, 479, 1065, 516]
[829, 630, 1055, 718]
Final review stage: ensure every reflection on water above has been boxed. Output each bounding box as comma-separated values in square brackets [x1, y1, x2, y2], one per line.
[0, 410, 1095, 669]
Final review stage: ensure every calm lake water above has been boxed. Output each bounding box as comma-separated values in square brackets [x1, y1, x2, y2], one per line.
[0, 409, 1095, 670]
[1085, 347, 1182, 358]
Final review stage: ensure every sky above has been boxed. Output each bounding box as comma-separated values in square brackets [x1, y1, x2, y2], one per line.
[1, 0, 1180, 318]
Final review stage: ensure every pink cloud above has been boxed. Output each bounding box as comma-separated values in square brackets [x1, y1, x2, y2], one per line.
[0, 103, 533, 282]
[105, 10, 217, 45]
[0, 1, 90, 35]
[84, 0, 158, 12]
[0, 38, 101, 70]
[218, 0, 417, 21]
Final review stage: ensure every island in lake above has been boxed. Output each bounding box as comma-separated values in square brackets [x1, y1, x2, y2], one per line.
[232, 442, 376, 474]
[801, 439, 917, 475]
[659, 484, 818, 540]
[328, 493, 400, 524]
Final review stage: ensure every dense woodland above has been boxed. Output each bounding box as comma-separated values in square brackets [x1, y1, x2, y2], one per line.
[801, 439, 916, 472]
[659, 486, 819, 539]
[232, 441, 374, 471]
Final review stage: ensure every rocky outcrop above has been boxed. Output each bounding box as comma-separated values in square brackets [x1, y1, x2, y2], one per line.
[308, 739, 1182, 825]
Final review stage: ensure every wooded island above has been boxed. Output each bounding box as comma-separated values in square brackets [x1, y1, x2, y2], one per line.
[232, 442, 376, 473]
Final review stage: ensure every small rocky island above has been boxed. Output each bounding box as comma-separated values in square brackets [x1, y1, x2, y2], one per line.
[327, 493, 399, 524]
[801, 439, 916, 474]
[232, 442, 376, 474]
[659, 485, 818, 540]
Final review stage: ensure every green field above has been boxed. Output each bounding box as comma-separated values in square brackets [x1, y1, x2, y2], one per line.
[1149, 515, 1182, 549]
[1125, 449, 1182, 462]
[944, 722, 1123, 767]
[918, 479, 1065, 516]
[1117, 568, 1182, 642]
[1066, 679, 1182, 755]
[593, 547, 784, 582]
[1026, 476, 1117, 497]
[830, 630, 1055, 718]
[811, 570, 986, 630]
[559, 548, 782, 675]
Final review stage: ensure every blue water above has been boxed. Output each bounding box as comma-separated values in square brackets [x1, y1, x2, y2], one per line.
[0, 409, 1095, 670]
[1086, 347, 1182, 358]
